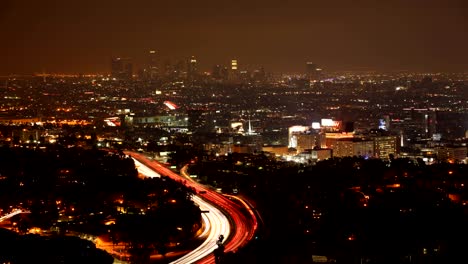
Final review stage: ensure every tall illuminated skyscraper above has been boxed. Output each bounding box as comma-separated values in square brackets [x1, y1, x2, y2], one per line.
[306, 62, 322, 82]
[148, 50, 158, 79]
[187, 56, 198, 79]
[231, 59, 238, 71]
[212, 64, 222, 79]
[111, 57, 133, 80]
[229, 59, 239, 81]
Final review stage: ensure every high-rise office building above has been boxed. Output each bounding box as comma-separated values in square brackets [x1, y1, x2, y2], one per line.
[397, 108, 437, 141]
[221, 66, 229, 81]
[173, 60, 185, 79]
[212, 64, 222, 79]
[162, 60, 172, 77]
[111, 57, 133, 80]
[253, 67, 266, 83]
[212, 64, 229, 81]
[231, 59, 238, 70]
[435, 111, 467, 140]
[187, 56, 198, 79]
[229, 59, 239, 81]
[306, 62, 322, 82]
[148, 50, 158, 79]
[111, 57, 122, 78]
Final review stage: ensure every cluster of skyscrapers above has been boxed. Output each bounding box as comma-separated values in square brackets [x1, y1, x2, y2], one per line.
[111, 50, 290, 83]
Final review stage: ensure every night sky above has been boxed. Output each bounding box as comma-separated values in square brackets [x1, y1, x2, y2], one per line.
[1, 0, 467, 74]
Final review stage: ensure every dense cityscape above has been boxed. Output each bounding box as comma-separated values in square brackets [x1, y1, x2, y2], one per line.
[0, 55, 466, 263]
[1, 0, 467, 263]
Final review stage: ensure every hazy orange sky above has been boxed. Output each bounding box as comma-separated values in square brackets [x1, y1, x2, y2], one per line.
[1, 0, 467, 74]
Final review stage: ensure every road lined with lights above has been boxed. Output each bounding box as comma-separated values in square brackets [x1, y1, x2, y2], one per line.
[127, 151, 258, 264]
[171, 195, 230, 264]
[131, 154, 230, 264]
[133, 158, 161, 178]
[0, 209, 30, 222]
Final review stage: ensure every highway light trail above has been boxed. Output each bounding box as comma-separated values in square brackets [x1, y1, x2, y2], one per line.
[0, 209, 30, 222]
[132, 155, 230, 264]
[170, 195, 230, 264]
[128, 151, 258, 264]
[133, 158, 161, 178]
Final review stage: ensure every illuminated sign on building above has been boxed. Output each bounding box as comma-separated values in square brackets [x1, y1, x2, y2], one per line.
[378, 119, 387, 130]
[321, 119, 341, 129]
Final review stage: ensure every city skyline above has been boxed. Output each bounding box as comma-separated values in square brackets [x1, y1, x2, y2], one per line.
[0, 1, 467, 262]
[1, 0, 467, 75]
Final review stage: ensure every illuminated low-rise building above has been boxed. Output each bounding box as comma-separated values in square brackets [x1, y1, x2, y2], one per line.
[435, 146, 467, 163]
[295, 132, 324, 153]
[324, 132, 354, 149]
[311, 148, 332, 161]
[373, 135, 399, 159]
[334, 139, 374, 158]
[262, 145, 290, 156]
[133, 115, 188, 127]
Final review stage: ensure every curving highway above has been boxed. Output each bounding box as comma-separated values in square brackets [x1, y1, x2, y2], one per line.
[0, 209, 30, 222]
[171, 195, 230, 264]
[131, 155, 231, 264]
[128, 151, 258, 264]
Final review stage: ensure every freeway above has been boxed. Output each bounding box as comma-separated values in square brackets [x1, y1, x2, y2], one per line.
[0, 209, 30, 222]
[131, 155, 230, 264]
[127, 151, 258, 264]
[171, 195, 230, 264]
[133, 158, 161, 178]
